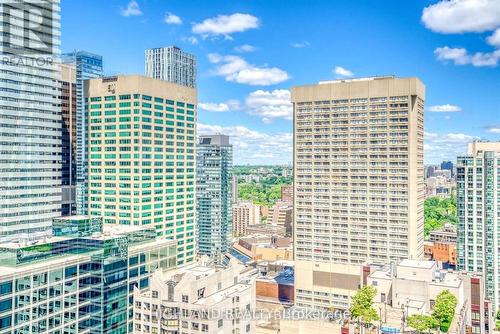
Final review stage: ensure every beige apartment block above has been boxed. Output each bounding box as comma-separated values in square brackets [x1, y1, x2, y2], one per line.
[85, 75, 197, 265]
[292, 76, 425, 310]
[233, 201, 261, 236]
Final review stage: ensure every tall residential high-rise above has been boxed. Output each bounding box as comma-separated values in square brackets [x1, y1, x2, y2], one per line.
[62, 51, 103, 215]
[291, 76, 425, 310]
[457, 141, 500, 311]
[59, 63, 77, 215]
[0, 0, 62, 241]
[145, 46, 196, 88]
[196, 135, 233, 263]
[86, 75, 197, 265]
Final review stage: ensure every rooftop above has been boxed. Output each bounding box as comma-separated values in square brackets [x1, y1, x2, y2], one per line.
[398, 259, 436, 269]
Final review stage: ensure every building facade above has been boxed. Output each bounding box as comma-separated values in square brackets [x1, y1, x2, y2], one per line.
[270, 201, 293, 236]
[0, 216, 177, 334]
[367, 260, 494, 334]
[62, 51, 103, 215]
[144, 46, 196, 88]
[86, 75, 197, 266]
[457, 141, 500, 311]
[0, 0, 62, 241]
[232, 175, 239, 203]
[292, 76, 425, 310]
[281, 185, 293, 202]
[232, 202, 261, 237]
[59, 63, 77, 215]
[196, 135, 233, 264]
[133, 259, 256, 334]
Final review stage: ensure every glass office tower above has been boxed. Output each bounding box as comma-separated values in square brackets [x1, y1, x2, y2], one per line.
[0, 0, 62, 241]
[0, 216, 177, 334]
[62, 51, 103, 215]
[196, 135, 233, 263]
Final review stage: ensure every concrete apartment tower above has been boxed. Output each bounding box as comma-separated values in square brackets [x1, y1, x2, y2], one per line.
[291, 76, 425, 310]
[0, 0, 61, 241]
[196, 135, 233, 264]
[145, 46, 196, 88]
[457, 141, 500, 312]
[86, 75, 197, 265]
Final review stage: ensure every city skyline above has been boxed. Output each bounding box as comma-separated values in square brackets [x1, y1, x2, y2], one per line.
[61, 0, 499, 165]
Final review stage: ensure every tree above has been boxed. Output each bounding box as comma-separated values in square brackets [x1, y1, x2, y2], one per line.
[407, 314, 436, 333]
[350, 286, 380, 331]
[424, 196, 458, 237]
[432, 290, 457, 332]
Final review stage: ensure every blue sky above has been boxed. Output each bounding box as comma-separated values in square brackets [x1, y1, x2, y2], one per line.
[61, 0, 500, 165]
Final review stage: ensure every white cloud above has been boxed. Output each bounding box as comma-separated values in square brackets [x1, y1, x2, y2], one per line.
[291, 41, 310, 48]
[245, 89, 292, 122]
[188, 36, 198, 45]
[486, 126, 500, 133]
[192, 13, 259, 39]
[427, 104, 462, 112]
[208, 53, 289, 86]
[434, 46, 500, 67]
[164, 12, 182, 25]
[198, 100, 240, 112]
[333, 66, 354, 78]
[422, 0, 500, 34]
[487, 28, 500, 47]
[234, 44, 256, 53]
[198, 123, 292, 164]
[425, 131, 480, 164]
[121, 0, 142, 17]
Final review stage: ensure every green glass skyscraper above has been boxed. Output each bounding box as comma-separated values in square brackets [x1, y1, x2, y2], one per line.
[86, 75, 197, 266]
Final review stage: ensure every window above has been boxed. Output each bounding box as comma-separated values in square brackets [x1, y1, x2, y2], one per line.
[152, 291, 158, 298]
[182, 295, 188, 303]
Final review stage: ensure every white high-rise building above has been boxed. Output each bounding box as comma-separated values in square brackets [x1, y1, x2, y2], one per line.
[292, 76, 426, 310]
[457, 141, 500, 311]
[145, 46, 196, 88]
[0, 0, 62, 240]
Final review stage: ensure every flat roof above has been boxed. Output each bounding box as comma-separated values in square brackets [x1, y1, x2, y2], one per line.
[399, 259, 436, 269]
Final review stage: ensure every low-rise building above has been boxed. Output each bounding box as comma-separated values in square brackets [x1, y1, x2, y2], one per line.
[245, 224, 286, 236]
[255, 261, 294, 305]
[233, 235, 293, 262]
[429, 224, 457, 244]
[425, 224, 458, 268]
[133, 258, 256, 334]
[0, 216, 177, 334]
[367, 260, 494, 334]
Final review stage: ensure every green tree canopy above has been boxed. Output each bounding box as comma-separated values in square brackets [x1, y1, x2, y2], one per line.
[424, 196, 457, 237]
[432, 290, 457, 332]
[407, 314, 436, 333]
[350, 286, 380, 325]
